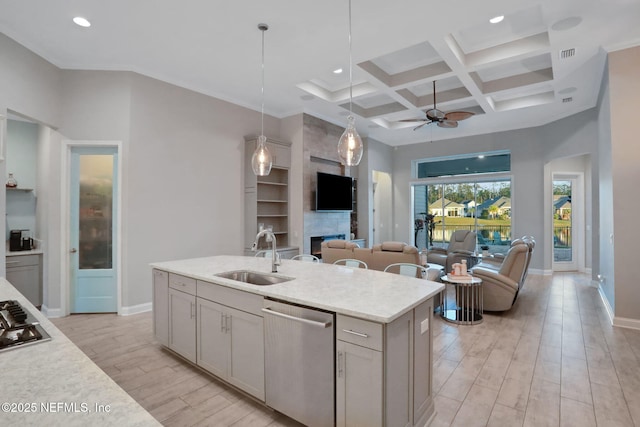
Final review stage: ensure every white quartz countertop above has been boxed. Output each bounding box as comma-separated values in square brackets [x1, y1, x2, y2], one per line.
[151, 255, 444, 323]
[0, 278, 160, 426]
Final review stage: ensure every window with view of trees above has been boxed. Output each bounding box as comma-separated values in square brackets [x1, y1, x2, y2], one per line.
[412, 153, 511, 254]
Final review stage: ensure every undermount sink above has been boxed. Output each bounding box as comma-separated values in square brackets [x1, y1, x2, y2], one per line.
[215, 270, 293, 286]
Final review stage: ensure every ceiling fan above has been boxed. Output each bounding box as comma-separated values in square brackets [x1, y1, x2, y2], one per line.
[400, 81, 474, 130]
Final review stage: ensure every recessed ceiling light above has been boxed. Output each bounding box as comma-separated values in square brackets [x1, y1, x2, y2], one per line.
[73, 16, 91, 27]
[489, 15, 504, 24]
[551, 16, 582, 32]
[333, 68, 343, 74]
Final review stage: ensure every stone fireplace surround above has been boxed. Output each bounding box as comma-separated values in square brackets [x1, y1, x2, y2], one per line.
[302, 114, 355, 255]
[310, 234, 346, 259]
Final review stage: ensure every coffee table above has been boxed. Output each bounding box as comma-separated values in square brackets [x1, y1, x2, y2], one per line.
[440, 274, 483, 325]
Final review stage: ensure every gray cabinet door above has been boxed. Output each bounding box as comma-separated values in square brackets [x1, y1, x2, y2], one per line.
[336, 340, 383, 427]
[152, 269, 169, 346]
[227, 306, 265, 400]
[413, 299, 434, 425]
[196, 298, 228, 378]
[6, 265, 40, 306]
[197, 298, 265, 401]
[168, 288, 196, 363]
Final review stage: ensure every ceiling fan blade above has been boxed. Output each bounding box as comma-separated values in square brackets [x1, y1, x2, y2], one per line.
[413, 121, 432, 131]
[398, 118, 428, 123]
[444, 111, 474, 121]
[437, 120, 458, 129]
[426, 108, 445, 121]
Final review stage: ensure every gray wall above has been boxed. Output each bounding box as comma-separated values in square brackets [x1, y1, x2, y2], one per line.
[392, 128, 546, 271]
[359, 138, 394, 246]
[608, 46, 640, 323]
[597, 60, 614, 311]
[1, 36, 280, 312]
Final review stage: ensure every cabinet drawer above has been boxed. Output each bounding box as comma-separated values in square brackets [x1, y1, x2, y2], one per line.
[169, 273, 196, 295]
[6, 255, 40, 268]
[337, 315, 383, 351]
[197, 280, 263, 316]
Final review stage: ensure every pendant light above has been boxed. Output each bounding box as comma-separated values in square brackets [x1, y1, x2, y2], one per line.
[337, 0, 363, 166]
[251, 23, 273, 176]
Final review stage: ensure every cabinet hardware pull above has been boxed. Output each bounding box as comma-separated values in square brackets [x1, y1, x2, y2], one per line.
[338, 351, 343, 378]
[221, 313, 225, 332]
[190, 302, 195, 319]
[227, 315, 232, 334]
[342, 329, 368, 338]
[261, 307, 332, 328]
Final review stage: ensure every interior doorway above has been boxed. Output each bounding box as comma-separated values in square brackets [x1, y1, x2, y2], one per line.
[372, 171, 392, 245]
[62, 141, 123, 314]
[552, 174, 582, 272]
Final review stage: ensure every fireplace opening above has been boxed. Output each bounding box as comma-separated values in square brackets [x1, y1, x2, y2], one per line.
[310, 234, 346, 259]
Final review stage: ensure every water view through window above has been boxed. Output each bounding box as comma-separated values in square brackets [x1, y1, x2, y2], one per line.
[553, 180, 572, 262]
[414, 181, 511, 254]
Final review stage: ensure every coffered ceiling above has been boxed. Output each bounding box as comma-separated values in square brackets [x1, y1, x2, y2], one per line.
[1, 0, 639, 146]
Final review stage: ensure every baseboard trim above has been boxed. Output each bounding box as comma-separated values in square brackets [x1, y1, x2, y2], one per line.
[613, 316, 640, 331]
[596, 285, 640, 330]
[529, 268, 552, 276]
[41, 305, 63, 318]
[598, 285, 615, 325]
[120, 302, 152, 316]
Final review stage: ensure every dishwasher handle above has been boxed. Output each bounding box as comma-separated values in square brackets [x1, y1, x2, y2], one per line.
[261, 307, 332, 328]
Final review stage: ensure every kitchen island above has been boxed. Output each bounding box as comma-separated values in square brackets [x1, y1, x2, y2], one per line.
[0, 278, 160, 427]
[151, 255, 444, 427]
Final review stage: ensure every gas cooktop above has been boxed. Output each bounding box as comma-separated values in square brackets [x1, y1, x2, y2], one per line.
[0, 300, 51, 352]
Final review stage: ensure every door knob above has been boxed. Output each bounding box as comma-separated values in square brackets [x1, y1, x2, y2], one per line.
[70, 248, 78, 253]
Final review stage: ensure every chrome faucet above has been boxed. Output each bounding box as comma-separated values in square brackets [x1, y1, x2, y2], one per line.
[251, 230, 280, 273]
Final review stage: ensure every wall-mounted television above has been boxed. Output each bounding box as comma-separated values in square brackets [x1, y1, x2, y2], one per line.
[316, 172, 353, 212]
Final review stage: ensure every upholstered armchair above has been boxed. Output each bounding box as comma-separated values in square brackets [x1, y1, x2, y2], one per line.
[426, 230, 477, 272]
[470, 241, 529, 311]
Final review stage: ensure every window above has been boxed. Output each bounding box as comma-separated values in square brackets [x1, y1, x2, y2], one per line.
[412, 153, 512, 255]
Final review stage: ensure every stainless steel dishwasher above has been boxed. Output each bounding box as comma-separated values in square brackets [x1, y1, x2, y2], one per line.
[262, 298, 335, 427]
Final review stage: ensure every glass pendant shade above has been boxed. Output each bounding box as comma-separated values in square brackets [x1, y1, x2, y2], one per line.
[337, 116, 363, 166]
[251, 135, 272, 176]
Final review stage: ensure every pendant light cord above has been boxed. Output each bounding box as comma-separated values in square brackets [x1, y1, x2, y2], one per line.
[348, 0, 353, 115]
[261, 25, 266, 136]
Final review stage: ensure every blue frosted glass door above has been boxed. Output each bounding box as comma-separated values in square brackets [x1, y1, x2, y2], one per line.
[70, 147, 118, 313]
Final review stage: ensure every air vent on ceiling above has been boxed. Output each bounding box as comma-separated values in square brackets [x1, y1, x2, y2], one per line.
[562, 97, 573, 103]
[559, 48, 576, 59]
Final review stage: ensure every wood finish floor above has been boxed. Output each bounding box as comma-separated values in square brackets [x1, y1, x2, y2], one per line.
[52, 272, 640, 427]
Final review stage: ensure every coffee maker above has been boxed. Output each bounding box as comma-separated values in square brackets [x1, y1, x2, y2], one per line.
[9, 229, 32, 251]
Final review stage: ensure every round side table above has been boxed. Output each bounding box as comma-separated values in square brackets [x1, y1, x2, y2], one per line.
[440, 274, 483, 325]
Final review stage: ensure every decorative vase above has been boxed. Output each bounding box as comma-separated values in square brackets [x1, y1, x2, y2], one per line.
[6, 173, 17, 188]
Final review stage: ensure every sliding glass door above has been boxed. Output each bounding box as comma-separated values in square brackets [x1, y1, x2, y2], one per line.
[412, 179, 512, 254]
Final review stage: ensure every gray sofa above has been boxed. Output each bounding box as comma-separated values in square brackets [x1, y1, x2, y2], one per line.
[320, 240, 443, 280]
